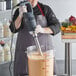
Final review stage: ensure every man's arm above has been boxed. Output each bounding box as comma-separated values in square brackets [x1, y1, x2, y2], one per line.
[9, 8, 20, 33]
[45, 5, 60, 35]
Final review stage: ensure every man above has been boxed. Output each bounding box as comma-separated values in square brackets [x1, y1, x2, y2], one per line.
[10, 0, 60, 76]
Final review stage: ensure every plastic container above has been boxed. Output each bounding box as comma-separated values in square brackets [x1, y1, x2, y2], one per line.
[27, 45, 54, 76]
[3, 44, 11, 62]
[0, 45, 4, 63]
[0, 21, 3, 38]
[0, 0, 6, 11]
[3, 19, 11, 37]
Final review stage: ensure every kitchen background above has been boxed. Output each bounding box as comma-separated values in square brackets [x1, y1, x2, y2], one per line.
[0, 0, 76, 75]
[40, 0, 76, 60]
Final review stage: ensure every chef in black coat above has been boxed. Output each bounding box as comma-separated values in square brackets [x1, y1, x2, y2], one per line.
[9, 0, 60, 76]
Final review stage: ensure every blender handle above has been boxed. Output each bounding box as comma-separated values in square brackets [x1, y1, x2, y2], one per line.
[20, 1, 33, 13]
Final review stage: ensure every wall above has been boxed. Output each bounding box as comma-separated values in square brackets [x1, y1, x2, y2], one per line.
[39, 0, 76, 60]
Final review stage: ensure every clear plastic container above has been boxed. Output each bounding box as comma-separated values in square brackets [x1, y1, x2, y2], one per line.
[27, 45, 54, 76]
[13, 0, 19, 7]
[0, 0, 6, 11]
[3, 19, 12, 38]
[3, 44, 11, 62]
[0, 21, 3, 38]
[0, 45, 4, 63]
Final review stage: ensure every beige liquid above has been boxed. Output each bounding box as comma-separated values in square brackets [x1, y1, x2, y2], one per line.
[28, 52, 54, 76]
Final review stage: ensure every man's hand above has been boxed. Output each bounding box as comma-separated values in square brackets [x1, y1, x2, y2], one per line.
[35, 25, 45, 34]
[35, 25, 53, 34]
[14, 6, 27, 29]
[19, 6, 27, 18]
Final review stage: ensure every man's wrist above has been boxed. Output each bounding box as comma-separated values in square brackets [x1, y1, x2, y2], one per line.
[43, 28, 53, 34]
[19, 13, 23, 18]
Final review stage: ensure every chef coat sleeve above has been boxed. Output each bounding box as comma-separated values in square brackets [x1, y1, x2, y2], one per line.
[45, 5, 60, 35]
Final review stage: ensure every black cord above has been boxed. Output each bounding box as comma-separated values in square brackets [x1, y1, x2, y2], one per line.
[9, 33, 14, 76]
[9, 2, 16, 76]
[8, 1, 33, 76]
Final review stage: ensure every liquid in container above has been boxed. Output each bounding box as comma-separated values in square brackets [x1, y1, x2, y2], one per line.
[27, 45, 54, 76]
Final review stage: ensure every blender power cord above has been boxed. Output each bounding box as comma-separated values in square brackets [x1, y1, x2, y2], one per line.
[9, 33, 14, 76]
[9, 2, 16, 75]
[8, 1, 38, 76]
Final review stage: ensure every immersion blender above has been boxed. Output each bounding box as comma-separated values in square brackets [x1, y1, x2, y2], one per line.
[14, 0, 43, 56]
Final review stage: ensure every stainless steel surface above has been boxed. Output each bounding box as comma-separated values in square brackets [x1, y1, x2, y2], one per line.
[65, 43, 69, 74]
[65, 43, 72, 76]
[33, 33, 43, 56]
[68, 43, 72, 76]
